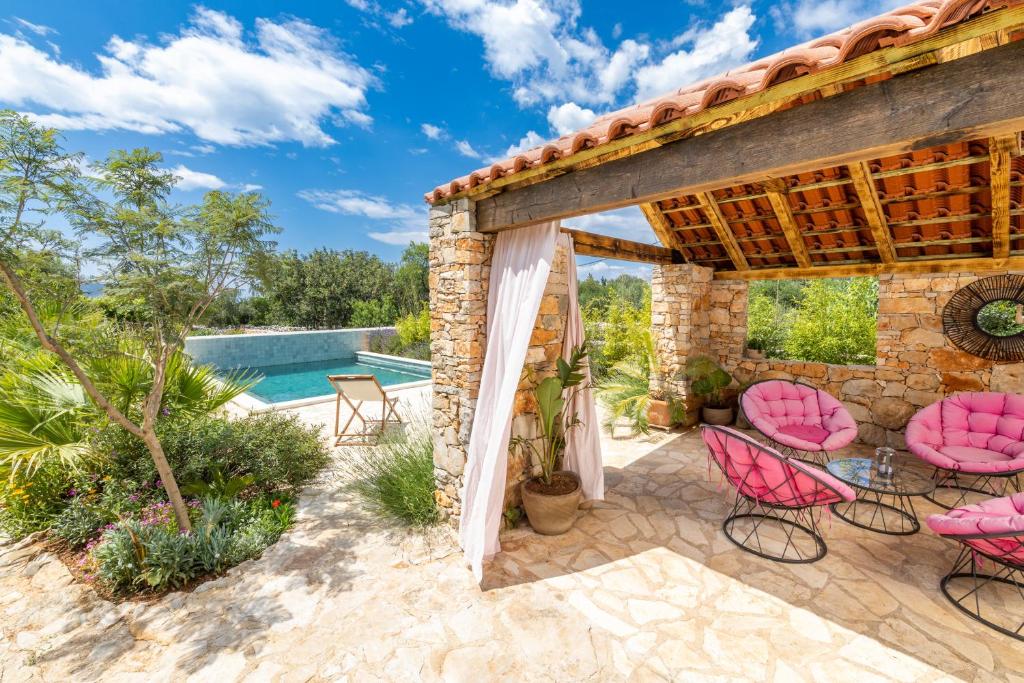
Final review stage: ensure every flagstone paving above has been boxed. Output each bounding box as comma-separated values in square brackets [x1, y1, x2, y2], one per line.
[2, 414, 1023, 682]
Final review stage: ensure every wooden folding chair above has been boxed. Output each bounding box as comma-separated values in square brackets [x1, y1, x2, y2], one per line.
[327, 374, 403, 446]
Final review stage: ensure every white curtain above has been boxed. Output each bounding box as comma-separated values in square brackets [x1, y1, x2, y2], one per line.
[559, 233, 605, 501]
[459, 221, 560, 581]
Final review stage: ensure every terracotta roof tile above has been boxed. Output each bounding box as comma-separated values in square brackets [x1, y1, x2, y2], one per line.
[426, 0, 1019, 204]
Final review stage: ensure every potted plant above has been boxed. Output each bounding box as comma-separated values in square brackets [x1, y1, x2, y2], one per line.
[596, 331, 685, 433]
[509, 345, 588, 535]
[683, 355, 735, 425]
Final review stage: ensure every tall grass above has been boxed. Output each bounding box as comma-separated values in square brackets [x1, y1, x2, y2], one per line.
[341, 418, 439, 528]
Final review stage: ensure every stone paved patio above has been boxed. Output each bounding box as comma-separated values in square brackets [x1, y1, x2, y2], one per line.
[1, 407, 1022, 682]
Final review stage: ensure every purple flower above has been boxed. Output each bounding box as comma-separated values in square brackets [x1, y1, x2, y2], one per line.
[128, 494, 140, 502]
[67, 488, 77, 497]
[155, 480, 162, 488]
[161, 407, 170, 417]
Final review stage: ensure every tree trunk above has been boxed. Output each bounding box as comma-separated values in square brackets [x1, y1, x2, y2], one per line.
[142, 429, 193, 532]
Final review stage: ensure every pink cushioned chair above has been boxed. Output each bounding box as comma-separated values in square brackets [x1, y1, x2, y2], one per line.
[926, 493, 1024, 641]
[741, 379, 858, 466]
[701, 424, 856, 563]
[905, 392, 1024, 509]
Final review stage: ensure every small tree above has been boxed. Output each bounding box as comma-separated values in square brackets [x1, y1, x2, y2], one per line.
[0, 111, 278, 531]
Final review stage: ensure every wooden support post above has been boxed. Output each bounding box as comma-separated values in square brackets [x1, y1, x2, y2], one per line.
[764, 180, 812, 268]
[697, 192, 749, 271]
[990, 135, 1017, 259]
[848, 161, 897, 263]
[639, 202, 688, 254]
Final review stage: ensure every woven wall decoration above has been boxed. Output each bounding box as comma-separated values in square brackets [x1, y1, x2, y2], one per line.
[942, 275, 1024, 361]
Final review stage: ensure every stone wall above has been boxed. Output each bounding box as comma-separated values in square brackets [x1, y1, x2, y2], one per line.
[650, 264, 711, 423]
[429, 200, 570, 526]
[700, 270, 1024, 447]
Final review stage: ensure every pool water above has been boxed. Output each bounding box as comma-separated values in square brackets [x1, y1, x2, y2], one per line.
[236, 357, 430, 404]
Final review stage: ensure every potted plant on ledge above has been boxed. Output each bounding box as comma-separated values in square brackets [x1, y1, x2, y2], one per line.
[510, 345, 588, 535]
[684, 355, 735, 425]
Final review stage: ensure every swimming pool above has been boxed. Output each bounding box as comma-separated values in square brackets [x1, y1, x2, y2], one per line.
[231, 354, 430, 404]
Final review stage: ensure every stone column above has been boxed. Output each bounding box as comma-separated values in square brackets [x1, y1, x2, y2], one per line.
[650, 263, 713, 423]
[429, 199, 492, 524]
[429, 204, 570, 527]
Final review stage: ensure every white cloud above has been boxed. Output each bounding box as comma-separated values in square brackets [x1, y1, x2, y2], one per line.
[769, 0, 904, 38]
[547, 101, 596, 135]
[171, 164, 227, 191]
[298, 188, 426, 245]
[634, 6, 758, 101]
[568, 206, 654, 243]
[422, 0, 646, 107]
[13, 17, 56, 37]
[421, 122, 445, 140]
[388, 9, 414, 28]
[424, 1, 759, 120]
[297, 188, 421, 222]
[368, 229, 428, 245]
[239, 183, 263, 192]
[455, 139, 482, 159]
[0, 7, 375, 147]
[347, 0, 415, 30]
[502, 130, 546, 157]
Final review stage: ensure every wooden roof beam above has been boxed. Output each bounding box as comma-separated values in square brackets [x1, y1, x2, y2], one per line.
[696, 192, 749, 271]
[712, 255, 1024, 281]
[764, 180, 812, 268]
[561, 227, 679, 265]
[475, 39, 1024, 232]
[990, 135, 1017, 259]
[848, 161, 897, 263]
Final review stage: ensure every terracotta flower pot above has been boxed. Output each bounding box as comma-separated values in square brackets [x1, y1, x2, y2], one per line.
[521, 470, 582, 535]
[702, 405, 734, 425]
[646, 399, 677, 430]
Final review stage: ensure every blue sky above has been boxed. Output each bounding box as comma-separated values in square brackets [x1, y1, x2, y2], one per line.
[0, 0, 898, 278]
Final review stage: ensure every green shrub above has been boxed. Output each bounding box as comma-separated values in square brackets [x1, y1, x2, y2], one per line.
[341, 423, 438, 528]
[0, 463, 82, 537]
[395, 306, 429, 348]
[52, 499, 110, 547]
[99, 412, 329, 492]
[90, 495, 294, 594]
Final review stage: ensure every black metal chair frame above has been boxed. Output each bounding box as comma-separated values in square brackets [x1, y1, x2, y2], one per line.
[704, 424, 847, 564]
[739, 379, 842, 469]
[936, 530, 1024, 641]
[926, 468, 1022, 510]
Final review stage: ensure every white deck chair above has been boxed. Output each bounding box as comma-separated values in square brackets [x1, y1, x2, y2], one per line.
[327, 374, 402, 446]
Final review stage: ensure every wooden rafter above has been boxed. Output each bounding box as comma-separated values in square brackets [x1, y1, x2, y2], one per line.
[763, 180, 812, 268]
[639, 202, 687, 254]
[561, 227, 677, 265]
[847, 161, 896, 263]
[990, 135, 1017, 259]
[713, 255, 1024, 281]
[697, 192, 749, 271]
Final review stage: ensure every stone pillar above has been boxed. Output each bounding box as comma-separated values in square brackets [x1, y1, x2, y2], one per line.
[429, 204, 570, 527]
[429, 199, 491, 524]
[650, 263, 713, 423]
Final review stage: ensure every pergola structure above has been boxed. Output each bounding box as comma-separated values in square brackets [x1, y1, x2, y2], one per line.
[426, 0, 1024, 524]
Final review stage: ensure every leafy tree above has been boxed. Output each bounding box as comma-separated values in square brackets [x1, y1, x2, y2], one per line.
[783, 277, 878, 364]
[746, 291, 788, 355]
[393, 242, 428, 316]
[0, 111, 277, 531]
[349, 296, 398, 327]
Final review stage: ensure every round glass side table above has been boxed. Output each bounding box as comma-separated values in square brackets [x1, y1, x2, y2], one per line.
[826, 456, 936, 535]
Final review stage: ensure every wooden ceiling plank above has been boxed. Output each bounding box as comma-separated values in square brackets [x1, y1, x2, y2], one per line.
[848, 161, 897, 264]
[697, 192, 750, 271]
[764, 181, 812, 268]
[713, 255, 1024, 281]
[990, 135, 1017, 259]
